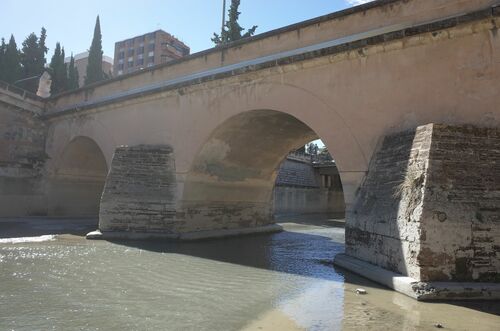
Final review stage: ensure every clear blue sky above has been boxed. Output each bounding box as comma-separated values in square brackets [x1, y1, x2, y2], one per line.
[1, 1, 370, 58]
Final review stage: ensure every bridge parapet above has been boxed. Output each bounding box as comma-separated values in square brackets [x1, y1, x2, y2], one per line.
[46, 0, 500, 116]
[0, 81, 45, 114]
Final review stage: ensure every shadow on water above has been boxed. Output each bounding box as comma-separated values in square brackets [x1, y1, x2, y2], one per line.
[0, 217, 98, 238]
[109, 227, 345, 282]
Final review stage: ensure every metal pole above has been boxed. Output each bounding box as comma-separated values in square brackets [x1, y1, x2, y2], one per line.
[221, 0, 226, 40]
[13, 75, 41, 85]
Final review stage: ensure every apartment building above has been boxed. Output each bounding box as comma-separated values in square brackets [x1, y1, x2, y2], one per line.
[64, 52, 114, 87]
[113, 30, 190, 76]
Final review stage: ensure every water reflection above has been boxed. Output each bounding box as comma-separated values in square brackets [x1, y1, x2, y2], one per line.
[110, 227, 344, 282]
[0, 220, 498, 331]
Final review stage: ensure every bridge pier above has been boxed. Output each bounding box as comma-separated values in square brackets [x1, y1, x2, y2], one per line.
[97, 144, 281, 240]
[335, 123, 500, 300]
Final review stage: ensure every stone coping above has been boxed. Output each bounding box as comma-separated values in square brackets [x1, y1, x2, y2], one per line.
[334, 254, 500, 301]
[87, 224, 283, 241]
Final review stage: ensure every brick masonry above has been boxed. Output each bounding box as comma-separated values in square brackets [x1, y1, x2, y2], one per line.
[346, 124, 500, 282]
[273, 157, 345, 216]
[99, 145, 179, 233]
[275, 158, 319, 188]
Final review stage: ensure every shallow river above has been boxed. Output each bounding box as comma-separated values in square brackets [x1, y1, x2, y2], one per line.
[0, 221, 499, 330]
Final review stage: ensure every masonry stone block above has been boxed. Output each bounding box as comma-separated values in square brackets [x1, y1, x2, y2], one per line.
[99, 145, 179, 234]
[346, 124, 500, 283]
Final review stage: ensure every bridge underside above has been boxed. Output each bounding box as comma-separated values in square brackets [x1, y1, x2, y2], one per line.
[98, 110, 319, 238]
[94, 122, 500, 300]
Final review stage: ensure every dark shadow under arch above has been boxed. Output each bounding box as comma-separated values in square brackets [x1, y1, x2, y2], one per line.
[47, 136, 108, 216]
[181, 109, 346, 231]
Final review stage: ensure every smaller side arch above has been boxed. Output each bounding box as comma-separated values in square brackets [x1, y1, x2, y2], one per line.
[46, 136, 108, 216]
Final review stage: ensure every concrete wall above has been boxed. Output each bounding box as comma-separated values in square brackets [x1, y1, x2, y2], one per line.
[273, 157, 344, 216]
[346, 124, 500, 282]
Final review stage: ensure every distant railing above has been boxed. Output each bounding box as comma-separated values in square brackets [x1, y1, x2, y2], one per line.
[287, 150, 335, 165]
[0, 80, 41, 101]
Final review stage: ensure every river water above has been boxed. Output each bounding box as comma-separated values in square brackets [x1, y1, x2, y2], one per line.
[0, 220, 499, 331]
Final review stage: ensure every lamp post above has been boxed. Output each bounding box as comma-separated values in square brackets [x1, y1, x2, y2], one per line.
[221, 0, 226, 41]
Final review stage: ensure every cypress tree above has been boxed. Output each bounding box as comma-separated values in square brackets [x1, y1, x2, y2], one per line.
[19, 28, 48, 92]
[49, 42, 68, 94]
[67, 54, 79, 90]
[60, 47, 68, 90]
[39, 27, 48, 64]
[212, 0, 257, 45]
[85, 15, 104, 85]
[0, 38, 6, 82]
[20, 33, 39, 91]
[3, 35, 21, 84]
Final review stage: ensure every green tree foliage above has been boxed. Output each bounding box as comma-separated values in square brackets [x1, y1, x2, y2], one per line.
[20, 28, 48, 92]
[0, 38, 6, 81]
[49, 42, 68, 94]
[85, 15, 104, 85]
[212, 0, 257, 45]
[2, 35, 22, 83]
[67, 54, 79, 90]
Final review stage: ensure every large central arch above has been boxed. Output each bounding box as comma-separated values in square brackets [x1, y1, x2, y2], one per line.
[179, 109, 345, 232]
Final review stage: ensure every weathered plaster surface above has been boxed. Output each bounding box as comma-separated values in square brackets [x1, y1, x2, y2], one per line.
[0, 87, 47, 216]
[346, 124, 500, 282]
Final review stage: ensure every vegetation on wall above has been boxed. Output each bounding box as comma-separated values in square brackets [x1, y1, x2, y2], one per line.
[212, 0, 258, 45]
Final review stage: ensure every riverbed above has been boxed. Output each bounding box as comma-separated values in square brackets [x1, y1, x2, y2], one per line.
[0, 219, 499, 330]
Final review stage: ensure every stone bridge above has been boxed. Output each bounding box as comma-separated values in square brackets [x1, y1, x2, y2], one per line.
[2, 0, 500, 299]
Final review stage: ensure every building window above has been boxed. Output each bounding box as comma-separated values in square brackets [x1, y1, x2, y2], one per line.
[118, 58, 124, 64]
[147, 63, 154, 67]
[148, 56, 154, 63]
[137, 46, 144, 54]
[128, 48, 134, 57]
[128, 61, 134, 68]
[148, 51, 154, 57]
[136, 58, 144, 65]
[148, 43, 155, 51]
[118, 63, 124, 70]
[118, 51, 125, 59]
[137, 54, 144, 59]
[117, 70, 123, 75]
[128, 56, 133, 62]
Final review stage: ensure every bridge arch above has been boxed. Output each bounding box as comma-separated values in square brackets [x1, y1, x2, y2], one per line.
[47, 136, 108, 216]
[180, 108, 350, 231]
[177, 81, 369, 218]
